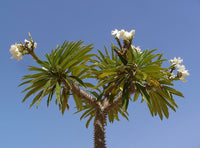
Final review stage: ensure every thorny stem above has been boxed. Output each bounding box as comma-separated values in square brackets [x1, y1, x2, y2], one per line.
[94, 109, 107, 148]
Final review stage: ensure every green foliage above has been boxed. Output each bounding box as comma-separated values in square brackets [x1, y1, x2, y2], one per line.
[90, 43, 184, 120]
[20, 41, 94, 113]
[19, 37, 185, 128]
[107, 106, 129, 124]
[74, 104, 96, 128]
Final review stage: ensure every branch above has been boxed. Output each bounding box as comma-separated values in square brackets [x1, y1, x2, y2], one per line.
[62, 79, 99, 109]
[116, 38, 123, 51]
[103, 94, 122, 113]
[103, 83, 136, 113]
[29, 51, 44, 65]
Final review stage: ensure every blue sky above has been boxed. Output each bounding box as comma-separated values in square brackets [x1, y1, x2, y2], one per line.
[0, 0, 200, 148]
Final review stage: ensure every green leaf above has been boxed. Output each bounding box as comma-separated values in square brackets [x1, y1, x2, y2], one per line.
[155, 87, 178, 108]
[22, 85, 43, 102]
[60, 41, 84, 67]
[29, 91, 43, 108]
[141, 66, 166, 73]
[98, 72, 117, 78]
[47, 85, 56, 107]
[36, 80, 52, 108]
[22, 73, 44, 80]
[61, 89, 70, 114]
[160, 99, 169, 118]
[118, 108, 129, 121]
[84, 83, 101, 92]
[151, 92, 163, 120]
[147, 103, 154, 117]
[80, 108, 94, 120]
[163, 86, 184, 97]
[30, 75, 49, 84]
[28, 66, 48, 72]
[63, 54, 95, 71]
[97, 49, 108, 64]
[86, 115, 95, 128]
[56, 82, 61, 104]
[54, 41, 68, 65]
[89, 91, 99, 98]
[136, 83, 151, 105]
[18, 80, 31, 87]
[158, 80, 174, 86]
[122, 79, 130, 111]
[118, 54, 127, 65]
[108, 110, 115, 123]
[113, 110, 120, 121]
[22, 80, 48, 102]
[73, 94, 83, 110]
[133, 92, 140, 102]
[104, 46, 110, 59]
[92, 78, 115, 90]
[97, 92, 103, 101]
[137, 49, 158, 66]
[69, 76, 86, 88]
[69, 64, 89, 77]
[149, 89, 177, 119]
[64, 78, 72, 89]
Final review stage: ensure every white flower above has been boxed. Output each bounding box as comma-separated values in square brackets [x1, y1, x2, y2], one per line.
[131, 45, 142, 53]
[24, 39, 29, 43]
[169, 73, 176, 79]
[111, 29, 135, 40]
[9, 43, 23, 61]
[111, 29, 119, 36]
[116, 29, 125, 39]
[34, 42, 37, 49]
[130, 30, 135, 36]
[123, 30, 135, 40]
[24, 39, 37, 49]
[169, 57, 189, 82]
[179, 70, 190, 82]
[177, 64, 185, 72]
[169, 57, 183, 65]
[24, 39, 32, 48]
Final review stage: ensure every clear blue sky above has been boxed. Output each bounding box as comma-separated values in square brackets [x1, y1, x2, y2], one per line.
[0, 0, 199, 148]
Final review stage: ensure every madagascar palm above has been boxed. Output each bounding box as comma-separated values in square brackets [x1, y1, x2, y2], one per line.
[10, 30, 188, 148]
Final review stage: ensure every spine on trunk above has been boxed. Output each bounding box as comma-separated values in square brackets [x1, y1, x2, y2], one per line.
[94, 109, 107, 148]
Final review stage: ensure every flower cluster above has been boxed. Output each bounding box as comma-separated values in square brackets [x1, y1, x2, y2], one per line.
[9, 33, 37, 61]
[170, 57, 183, 65]
[131, 45, 142, 53]
[169, 57, 189, 82]
[111, 29, 135, 40]
[9, 43, 24, 61]
[24, 39, 37, 49]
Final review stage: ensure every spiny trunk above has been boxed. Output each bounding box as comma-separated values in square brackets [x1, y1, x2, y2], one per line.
[94, 109, 106, 148]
